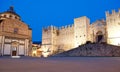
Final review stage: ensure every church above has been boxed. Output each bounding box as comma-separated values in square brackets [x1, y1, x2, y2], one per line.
[42, 9, 120, 55]
[0, 6, 32, 56]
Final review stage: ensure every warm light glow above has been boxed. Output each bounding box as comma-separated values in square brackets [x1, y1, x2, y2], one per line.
[109, 38, 120, 46]
[107, 18, 120, 46]
[38, 48, 42, 51]
[41, 45, 50, 57]
[32, 51, 37, 56]
[32, 51, 37, 54]
[42, 52, 49, 57]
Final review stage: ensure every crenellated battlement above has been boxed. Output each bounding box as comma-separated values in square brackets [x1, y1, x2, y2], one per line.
[43, 24, 74, 31]
[106, 9, 120, 17]
[42, 25, 59, 32]
[58, 24, 74, 30]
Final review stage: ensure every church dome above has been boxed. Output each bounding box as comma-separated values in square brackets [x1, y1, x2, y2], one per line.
[0, 6, 20, 20]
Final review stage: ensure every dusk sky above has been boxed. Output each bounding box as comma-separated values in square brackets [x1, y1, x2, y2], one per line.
[0, 0, 120, 42]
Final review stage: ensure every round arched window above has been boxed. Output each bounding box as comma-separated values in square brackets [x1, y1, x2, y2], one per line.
[4, 15, 7, 18]
[9, 15, 12, 18]
[15, 16, 17, 19]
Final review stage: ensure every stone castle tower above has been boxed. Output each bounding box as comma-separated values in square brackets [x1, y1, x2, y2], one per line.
[42, 26, 58, 54]
[74, 16, 90, 47]
[106, 9, 120, 46]
[42, 8, 120, 55]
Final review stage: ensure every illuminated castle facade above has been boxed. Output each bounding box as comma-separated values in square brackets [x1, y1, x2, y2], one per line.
[106, 10, 120, 45]
[42, 9, 120, 55]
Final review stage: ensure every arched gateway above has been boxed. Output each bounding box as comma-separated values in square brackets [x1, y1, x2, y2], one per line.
[96, 31, 103, 43]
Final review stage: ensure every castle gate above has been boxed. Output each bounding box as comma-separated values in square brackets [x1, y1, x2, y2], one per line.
[96, 31, 103, 43]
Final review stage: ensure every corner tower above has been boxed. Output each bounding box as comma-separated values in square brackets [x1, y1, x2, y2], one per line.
[106, 9, 120, 46]
[42, 26, 58, 55]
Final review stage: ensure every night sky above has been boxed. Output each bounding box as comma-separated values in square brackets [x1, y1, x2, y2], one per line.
[0, 0, 120, 42]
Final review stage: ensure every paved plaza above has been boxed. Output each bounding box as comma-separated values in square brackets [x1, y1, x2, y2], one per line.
[0, 57, 120, 72]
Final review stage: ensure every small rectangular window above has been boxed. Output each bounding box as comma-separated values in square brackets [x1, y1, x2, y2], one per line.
[14, 28, 18, 34]
[76, 36, 77, 38]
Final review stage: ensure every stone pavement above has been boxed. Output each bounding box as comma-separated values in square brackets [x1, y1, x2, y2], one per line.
[0, 57, 120, 72]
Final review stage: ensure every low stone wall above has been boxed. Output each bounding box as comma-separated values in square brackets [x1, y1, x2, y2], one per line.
[54, 44, 120, 57]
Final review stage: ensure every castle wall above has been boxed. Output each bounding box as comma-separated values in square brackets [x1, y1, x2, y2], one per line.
[106, 9, 120, 46]
[42, 16, 91, 54]
[57, 25, 74, 51]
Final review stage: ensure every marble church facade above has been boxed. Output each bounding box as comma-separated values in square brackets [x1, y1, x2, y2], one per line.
[0, 6, 32, 56]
